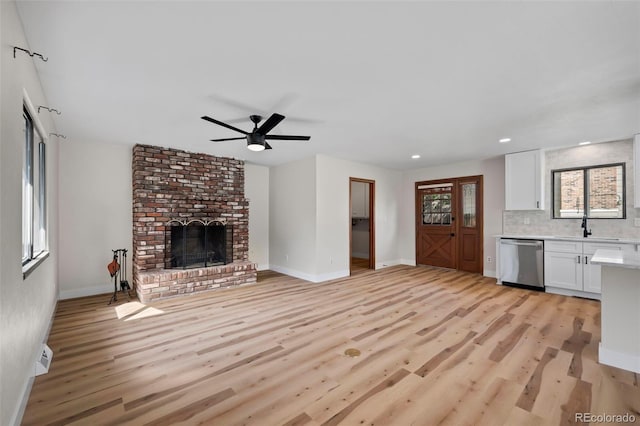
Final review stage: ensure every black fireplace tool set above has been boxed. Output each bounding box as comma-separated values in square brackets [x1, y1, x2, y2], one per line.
[107, 248, 132, 305]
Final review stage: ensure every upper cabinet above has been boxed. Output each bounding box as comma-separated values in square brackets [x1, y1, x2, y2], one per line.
[634, 134, 640, 208]
[505, 149, 545, 210]
[351, 181, 369, 218]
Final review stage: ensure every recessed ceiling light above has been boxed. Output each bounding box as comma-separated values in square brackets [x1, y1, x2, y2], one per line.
[579, 141, 591, 146]
[411, 154, 421, 159]
[499, 138, 511, 143]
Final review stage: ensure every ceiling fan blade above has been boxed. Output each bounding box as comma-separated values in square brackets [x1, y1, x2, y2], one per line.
[265, 135, 311, 141]
[257, 113, 285, 135]
[208, 94, 265, 114]
[201, 116, 248, 135]
[210, 137, 246, 142]
[265, 142, 273, 150]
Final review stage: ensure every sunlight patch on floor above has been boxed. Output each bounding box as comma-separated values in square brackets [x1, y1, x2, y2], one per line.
[114, 301, 164, 321]
[115, 301, 146, 319]
[125, 306, 165, 321]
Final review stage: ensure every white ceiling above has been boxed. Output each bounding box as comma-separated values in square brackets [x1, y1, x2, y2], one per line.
[16, 1, 640, 169]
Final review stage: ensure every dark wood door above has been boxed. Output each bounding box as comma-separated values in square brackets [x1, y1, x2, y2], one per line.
[416, 183, 456, 268]
[416, 176, 483, 273]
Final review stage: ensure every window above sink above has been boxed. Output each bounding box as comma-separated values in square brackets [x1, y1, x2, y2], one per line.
[552, 163, 626, 219]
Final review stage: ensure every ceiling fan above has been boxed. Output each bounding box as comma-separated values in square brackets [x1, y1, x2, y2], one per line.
[201, 113, 311, 151]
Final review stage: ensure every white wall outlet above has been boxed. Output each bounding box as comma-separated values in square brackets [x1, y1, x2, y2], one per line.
[487, 256, 493, 263]
[635, 218, 640, 227]
[329, 256, 333, 264]
[524, 217, 531, 225]
[285, 254, 289, 262]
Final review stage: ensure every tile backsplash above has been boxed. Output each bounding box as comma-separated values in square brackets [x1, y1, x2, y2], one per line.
[503, 139, 640, 239]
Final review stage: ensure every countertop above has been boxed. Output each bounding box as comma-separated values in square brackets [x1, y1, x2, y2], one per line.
[591, 249, 640, 270]
[496, 234, 640, 245]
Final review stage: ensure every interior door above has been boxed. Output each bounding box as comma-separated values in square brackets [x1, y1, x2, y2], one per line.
[416, 183, 456, 268]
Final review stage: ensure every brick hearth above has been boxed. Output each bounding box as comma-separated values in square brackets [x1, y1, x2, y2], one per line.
[132, 144, 256, 302]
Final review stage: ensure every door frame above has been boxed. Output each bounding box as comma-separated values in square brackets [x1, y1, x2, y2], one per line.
[349, 177, 375, 272]
[415, 175, 483, 273]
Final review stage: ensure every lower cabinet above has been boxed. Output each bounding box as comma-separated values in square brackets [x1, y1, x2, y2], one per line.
[544, 249, 583, 291]
[544, 240, 633, 299]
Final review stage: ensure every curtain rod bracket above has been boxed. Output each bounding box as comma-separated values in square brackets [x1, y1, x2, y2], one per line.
[38, 106, 61, 115]
[13, 46, 48, 62]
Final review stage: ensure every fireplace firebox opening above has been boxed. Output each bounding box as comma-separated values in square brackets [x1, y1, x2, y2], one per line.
[165, 219, 233, 269]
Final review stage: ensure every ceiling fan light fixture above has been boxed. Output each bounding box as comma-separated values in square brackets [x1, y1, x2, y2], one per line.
[246, 133, 266, 151]
[247, 142, 265, 151]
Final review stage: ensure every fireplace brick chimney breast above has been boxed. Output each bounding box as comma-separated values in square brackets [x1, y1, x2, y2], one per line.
[132, 144, 256, 302]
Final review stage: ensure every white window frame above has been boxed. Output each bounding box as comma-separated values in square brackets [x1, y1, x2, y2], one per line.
[22, 91, 49, 277]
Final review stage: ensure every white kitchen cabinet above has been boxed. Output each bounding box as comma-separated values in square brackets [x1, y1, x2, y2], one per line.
[505, 149, 545, 210]
[582, 242, 629, 293]
[634, 134, 640, 208]
[351, 181, 369, 218]
[544, 250, 583, 291]
[545, 240, 634, 298]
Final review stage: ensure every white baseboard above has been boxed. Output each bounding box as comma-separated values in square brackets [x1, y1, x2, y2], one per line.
[59, 284, 112, 300]
[599, 343, 640, 373]
[399, 258, 417, 266]
[11, 299, 57, 426]
[375, 259, 406, 269]
[12, 375, 35, 426]
[316, 269, 350, 282]
[269, 265, 349, 283]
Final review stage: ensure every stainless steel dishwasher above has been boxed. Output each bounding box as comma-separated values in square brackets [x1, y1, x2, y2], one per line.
[499, 239, 544, 290]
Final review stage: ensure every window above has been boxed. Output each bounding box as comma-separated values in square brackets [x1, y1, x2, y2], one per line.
[461, 182, 477, 227]
[421, 184, 452, 225]
[22, 105, 47, 266]
[552, 163, 625, 219]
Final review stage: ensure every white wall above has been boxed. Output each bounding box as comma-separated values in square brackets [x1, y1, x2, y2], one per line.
[268, 155, 403, 281]
[315, 154, 403, 275]
[1, 2, 59, 424]
[400, 156, 505, 277]
[245, 163, 269, 270]
[269, 156, 317, 279]
[58, 139, 132, 299]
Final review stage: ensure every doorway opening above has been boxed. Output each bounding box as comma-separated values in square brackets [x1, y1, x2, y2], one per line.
[350, 178, 375, 274]
[415, 175, 483, 273]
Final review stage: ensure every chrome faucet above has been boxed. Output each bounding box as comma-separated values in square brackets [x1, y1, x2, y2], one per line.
[581, 214, 592, 238]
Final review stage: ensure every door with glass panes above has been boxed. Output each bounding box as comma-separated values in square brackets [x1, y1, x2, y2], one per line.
[415, 176, 483, 273]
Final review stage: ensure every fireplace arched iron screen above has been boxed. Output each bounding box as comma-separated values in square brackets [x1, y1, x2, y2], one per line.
[165, 220, 233, 269]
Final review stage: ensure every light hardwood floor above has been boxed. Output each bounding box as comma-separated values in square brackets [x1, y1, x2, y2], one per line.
[350, 257, 370, 274]
[23, 266, 640, 425]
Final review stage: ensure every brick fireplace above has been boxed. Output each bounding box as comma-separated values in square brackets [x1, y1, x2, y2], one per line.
[132, 144, 256, 302]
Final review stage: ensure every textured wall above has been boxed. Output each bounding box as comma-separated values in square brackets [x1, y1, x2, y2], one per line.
[1, 2, 59, 424]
